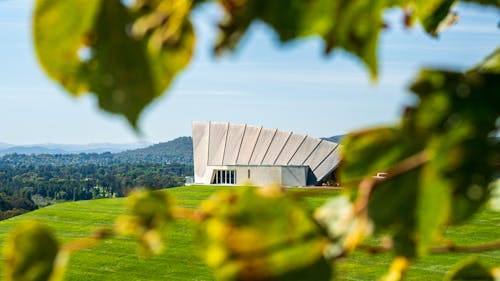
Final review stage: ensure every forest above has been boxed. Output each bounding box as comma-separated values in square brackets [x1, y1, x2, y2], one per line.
[0, 160, 192, 220]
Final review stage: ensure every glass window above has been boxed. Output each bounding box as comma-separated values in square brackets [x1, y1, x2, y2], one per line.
[212, 169, 236, 184]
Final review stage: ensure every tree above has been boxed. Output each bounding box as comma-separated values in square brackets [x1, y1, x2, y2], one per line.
[2, 0, 499, 281]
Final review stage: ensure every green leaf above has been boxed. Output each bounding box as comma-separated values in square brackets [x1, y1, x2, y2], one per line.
[460, 0, 500, 8]
[339, 47, 500, 257]
[215, 0, 395, 79]
[408, 0, 458, 36]
[490, 179, 500, 212]
[416, 147, 451, 255]
[444, 257, 497, 281]
[3, 221, 60, 281]
[215, 0, 473, 78]
[339, 127, 422, 184]
[469, 47, 500, 74]
[409, 68, 499, 223]
[198, 186, 332, 281]
[34, 0, 195, 127]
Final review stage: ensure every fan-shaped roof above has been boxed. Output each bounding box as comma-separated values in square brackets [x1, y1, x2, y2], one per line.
[192, 121, 342, 185]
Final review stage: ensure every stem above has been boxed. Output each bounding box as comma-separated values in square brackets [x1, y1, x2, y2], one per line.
[61, 228, 114, 253]
[171, 206, 207, 222]
[357, 240, 500, 255]
[430, 240, 500, 254]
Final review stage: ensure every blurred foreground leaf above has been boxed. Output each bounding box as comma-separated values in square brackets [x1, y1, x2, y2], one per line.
[198, 186, 332, 281]
[215, 0, 469, 79]
[3, 221, 60, 281]
[315, 195, 373, 257]
[339, 47, 500, 257]
[33, 0, 195, 127]
[116, 189, 173, 255]
[32, 0, 472, 126]
[444, 257, 498, 281]
[379, 257, 411, 281]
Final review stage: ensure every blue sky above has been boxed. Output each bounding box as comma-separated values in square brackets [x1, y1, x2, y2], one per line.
[0, 1, 498, 144]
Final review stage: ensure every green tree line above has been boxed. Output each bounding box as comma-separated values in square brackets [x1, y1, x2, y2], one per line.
[0, 163, 192, 220]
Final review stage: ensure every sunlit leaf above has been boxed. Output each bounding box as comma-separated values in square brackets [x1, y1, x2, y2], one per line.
[379, 256, 411, 281]
[410, 0, 458, 36]
[198, 187, 332, 281]
[470, 47, 500, 74]
[460, 0, 500, 8]
[34, 0, 195, 127]
[3, 221, 60, 281]
[490, 179, 500, 212]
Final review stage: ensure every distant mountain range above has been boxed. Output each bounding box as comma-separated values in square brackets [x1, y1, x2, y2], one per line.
[0, 137, 193, 166]
[0, 143, 12, 150]
[0, 142, 151, 156]
[0, 134, 343, 166]
[323, 135, 345, 143]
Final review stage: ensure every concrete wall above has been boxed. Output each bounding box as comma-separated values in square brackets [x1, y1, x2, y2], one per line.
[288, 136, 321, 165]
[192, 121, 209, 183]
[303, 140, 339, 180]
[311, 147, 342, 182]
[237, 166, 282, 186]
[223, 123, 246, 165]
[261, 130, 292, 165]
[205, 165, 307, 187]
[236, 125, 261, 165]
[208, 122, 228, 166]
[274, 133, 306, 165]
[281, 166, 308, 186]
[249, 128, 277, 164]
[192, 121, 342, 185]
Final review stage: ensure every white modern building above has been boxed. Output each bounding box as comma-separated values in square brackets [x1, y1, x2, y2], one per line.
[192, 121, 342, 186]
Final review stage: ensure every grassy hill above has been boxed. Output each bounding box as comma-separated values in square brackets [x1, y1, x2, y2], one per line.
[0, 186, 498, 281]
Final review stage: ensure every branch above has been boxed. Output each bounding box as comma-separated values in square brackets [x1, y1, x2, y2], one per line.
[61, 228, 114, 253]
[353, 150, 430, 215]
[357, 240, 500, 255]
[430, 240, 500, 254]
[171, 206, 207, 222]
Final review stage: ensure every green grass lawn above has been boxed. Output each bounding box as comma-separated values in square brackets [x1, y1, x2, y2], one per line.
[0, 185, 498, 280]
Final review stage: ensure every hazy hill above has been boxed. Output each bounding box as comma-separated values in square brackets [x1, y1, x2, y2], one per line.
[115, 136, 193, 164]
[0, 142, 151, 156]
[0, 146, 68, 155]
[0, 137, 193, 166]
[0, 143, 11, 150]
[42, 142, 151, 154]
[323, 135, 345, 143]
